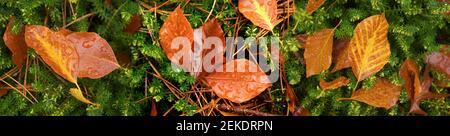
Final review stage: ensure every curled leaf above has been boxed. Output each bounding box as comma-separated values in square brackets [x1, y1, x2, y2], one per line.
[3, 16, 27, 68]
[305, 0, 326, 14]
[159, 6, 194, 72]
[304, 29, 334, 77]
[24, 25, 79, 83]
[331, 39, 351, 73]
[66, 32, 119, 79]
[349, 14, 390, 81]
[319, 76, 350, 90]
[69, 88, 96, 105]
[238, 0, 278, 31]
[339, 78, 401, 109]
[124, 14, 142, 34]
[203, 59, 272, 103]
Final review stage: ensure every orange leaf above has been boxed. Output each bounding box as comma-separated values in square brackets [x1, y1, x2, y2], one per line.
[426, 52, 450, 78]
[58, 28, 73, 36]
[150, 100, 157, 116]
[66, 32, 119, 79]
[319, 76, 350, 90]
[203, 59, 272, 103]
[331, 39, 351, 73]
[305, 0, 326, 14]
[24, 25, 79, 83]
[69, 88, 96, 105]
[400, 60, 450, 115]
[159, 6, 194, 72]
[304, 28, 334, 77]
[0, 83, 9, 97]
[238, 0, 278, 31]
[338, 78, 401, 109]
[3, 16, 27, 68]
[124, 14, 142, 34]
[348, 14, 390, 81]
[192, 19, 226, 78]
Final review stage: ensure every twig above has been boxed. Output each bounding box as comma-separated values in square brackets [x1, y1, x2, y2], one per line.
[62, 12, 95, 29]
[205, 0, 217, 22]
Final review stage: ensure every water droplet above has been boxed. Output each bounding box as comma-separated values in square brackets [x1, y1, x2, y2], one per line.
[83, 41, 94, 48]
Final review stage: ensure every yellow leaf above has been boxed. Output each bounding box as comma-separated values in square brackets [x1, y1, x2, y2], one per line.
[348, 14, 390, 81]
[69, 88, 96, 105]
[238, 0, 278, 31]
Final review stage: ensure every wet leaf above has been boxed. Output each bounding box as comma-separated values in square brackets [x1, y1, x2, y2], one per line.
[124, 14, 142, 34]
[238, 0, 278, 31]
[348, 14, 390, 81]
[24, 25, 79, 83]
[159, 6, 194, 72]
[203, 59, 272, 103]
[58, 28, 73, 36]
[319, 76, 350, 90]
[426, 52, 450, 78]
[338, 78, 401, 109]
[192, 19, 226, 78]
[305, 0, 326, 14]
[304, 29, 334, 77]
[66, 32, 119, 79]
[3, 16, 27, 68]
[331, 39, 351, 73]
[69, 88, 96, 105]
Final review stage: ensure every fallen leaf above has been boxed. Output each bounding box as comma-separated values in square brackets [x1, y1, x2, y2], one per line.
[66, 32, 119, 79]
[69, 88, 96, 105]
[338, 78, 401, 109]
[279, 51, 298, 114]
[348, 14, 390, 81]
[440, 45, 449, 57]
[58, 28, 73, 36]
[150, 100, 157, 116]
[293, 107, 311, 116]
[0, 83, 9, 97]
[3, 16, 27, 68]
[238, 0, 278, 31]
[192, 19, 226, 78]
[159, 6, 194, 72]
[319, 76, 350, 90]
[426, 52, 450, 78]
[24, 25, 79, 83]
[304, 29, 334, 77]
[218, 110, 240, 116]
[124, 14, 142, 34]
[435, 80, 450, 88]
[203, 59, 272, 103]
[331, 39, 351, 72]
[305, 0, 326, 14]
[399, 60, 450, 115]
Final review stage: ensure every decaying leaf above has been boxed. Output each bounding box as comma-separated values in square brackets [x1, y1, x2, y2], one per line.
[159, 6, 194, 72]
[348, 14, 390, 81]
[69, 88, 95, 105]
[338, 78, 401, 109]
[304, 29, 334, 77]
[192, 19, 226, 78]
[203, 59, 272, 103]
[400, 61, 450, 115]
[66, 32, 119, 79]
[319, 76, 350, 90]
[426, 52, 450, 78]
[305, 0, 326, 14]
[24, 25, 79, 83]
[3, 16, 27, 68]
[124, 14, 142, 34]
[238, 0, 278, 31]
[331, 39, 351, 73]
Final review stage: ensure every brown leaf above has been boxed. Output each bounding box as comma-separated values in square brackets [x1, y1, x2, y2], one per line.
[58, 28, 73, 36]
[66, 32, 119, 79]
[150, 100, 157, 116]
[338, 78, 401, 109]
[348, 14, 390, 81]
[238, 0, 278, 31]
[331, 39, 351, 72]
[124, 14, 142, 34]
[440, 45, 449, 57]
[203, 59, 272, 103]
[24, 25, 79, 83]
[69, 88, 96, 105]
[399, 60, 450, 115]
[435, 80, 450, 88]
[305, 0, 326, 14]
[426, 52, 450, 78]
[0, 83, 9, 97]
[192, 19, 226, 78]
[279, 51, 298, 114]
[3, 16, 27, 68]
[304, 28, 334, 77]
[159, 6, 194, 72]
[293, 107, 311, 116]
[319, 76, 350, 90]
[218, 110, 240, 116]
